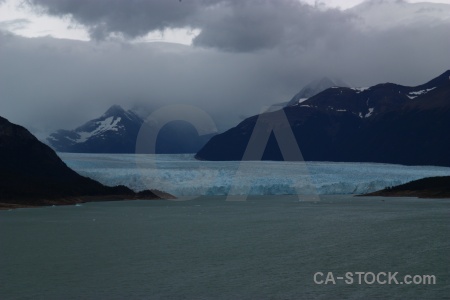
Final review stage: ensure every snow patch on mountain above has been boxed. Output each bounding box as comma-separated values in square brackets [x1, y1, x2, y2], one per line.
[352, 87, 369, 93]
[358, 108, 374, 118]
[75, 117, 122, 143]
[406, 87, 436, 100]
[365, 108, 374, 118]
[410, 87, 435, 95]
[298, 98, 309, 104]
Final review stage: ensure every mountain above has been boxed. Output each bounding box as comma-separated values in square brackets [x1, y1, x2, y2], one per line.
[196, 70, 450, 167]
[0, 116, 172, 208]
[48, 105, 142, 153]
[267, 77, 348, 110]
[286, 77, 349, 107]
[48, 105, 214, 154]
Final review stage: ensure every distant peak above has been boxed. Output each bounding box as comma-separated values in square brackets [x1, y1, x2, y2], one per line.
[0, 115, 9, 124]
[310, 76, 349, 87]
[103, 105, 125, 117]
[286, 76, 349, 106]
[420, 69, 450, 88]
[314, 77, 334, 85]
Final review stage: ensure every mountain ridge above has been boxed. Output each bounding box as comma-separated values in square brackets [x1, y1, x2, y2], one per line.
[196, 70, 450, 166]
[48, 105, 215, 154]
[286, 77, 349, 107]
[48, 105, 142, 153]
[0, 115, 173, 208]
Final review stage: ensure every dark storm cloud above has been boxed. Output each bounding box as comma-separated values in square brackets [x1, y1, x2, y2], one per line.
[1, 14, 450, 139]
[1, 1, 450, 139]
[0, 30, 298, 136]
[192, 1, 357, 52]
[25, 0, 216, 40]
[26, 0, 356, 52]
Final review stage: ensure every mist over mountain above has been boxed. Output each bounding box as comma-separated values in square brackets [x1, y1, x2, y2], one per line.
[286, 77, 349, 107]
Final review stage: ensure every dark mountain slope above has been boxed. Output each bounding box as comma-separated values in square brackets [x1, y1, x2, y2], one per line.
[196, 70, 450, 166]
[0, 116, 171, 206]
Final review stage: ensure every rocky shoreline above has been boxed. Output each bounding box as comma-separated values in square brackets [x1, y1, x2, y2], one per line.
[0, 190, 175, 210]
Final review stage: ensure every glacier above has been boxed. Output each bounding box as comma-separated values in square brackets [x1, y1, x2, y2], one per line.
[59, 153, 450, 197]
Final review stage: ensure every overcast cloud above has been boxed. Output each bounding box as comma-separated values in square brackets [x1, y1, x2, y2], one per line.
[1, 0, 450, 138]
[25, 0, 358, 52]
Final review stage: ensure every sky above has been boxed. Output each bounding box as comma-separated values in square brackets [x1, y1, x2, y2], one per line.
[1, 0, 450, 138]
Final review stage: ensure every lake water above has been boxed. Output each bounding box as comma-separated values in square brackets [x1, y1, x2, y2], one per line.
[1, 155, 449, 299]
[1, 196, 449, 299]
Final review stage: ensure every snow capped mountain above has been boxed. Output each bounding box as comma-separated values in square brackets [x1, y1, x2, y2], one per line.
[47, 104, 215, 154]
[292, 70, 450, 119]
[268, 76, 349, 110]
[287, 77, 349, 106]
[48, 105, 142, 153]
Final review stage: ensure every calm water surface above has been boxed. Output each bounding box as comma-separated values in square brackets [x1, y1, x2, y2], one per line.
[1, 195, 449, 299]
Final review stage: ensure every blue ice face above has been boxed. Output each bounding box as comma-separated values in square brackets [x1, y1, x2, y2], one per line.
[59, 153, 450, 197]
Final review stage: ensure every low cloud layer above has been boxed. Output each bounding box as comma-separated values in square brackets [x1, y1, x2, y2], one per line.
[1, 0, 450, 138]
[192, 1, 358, 52]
